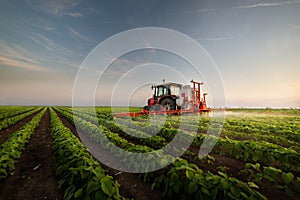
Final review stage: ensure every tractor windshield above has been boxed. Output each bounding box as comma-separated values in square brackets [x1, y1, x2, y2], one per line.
[156, 86, 169, 97]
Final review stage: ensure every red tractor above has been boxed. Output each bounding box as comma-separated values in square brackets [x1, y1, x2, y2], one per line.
[144, 80, 209, 113]
[114, 80, 210, 117]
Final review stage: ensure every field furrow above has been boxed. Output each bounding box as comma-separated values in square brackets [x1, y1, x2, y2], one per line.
[0, 109, 42, 145]
[0, 108, 62, 200]
[0, 107, 42, 132]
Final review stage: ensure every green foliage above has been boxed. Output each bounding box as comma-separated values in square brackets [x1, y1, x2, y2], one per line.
[0, 107, 42, 131]
[151, 159, 267, 199]
[212, 137, 300, 172]
[0, 106, 37, 121]
[0, 108, 46, 181]
[56, 106, 300, 199]
[241, 163, 299, 197]
[49, 108, 125, 200]
[56, 107, 267, 199]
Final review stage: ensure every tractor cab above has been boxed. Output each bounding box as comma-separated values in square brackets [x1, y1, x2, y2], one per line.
[153, 83, 182, 98]
[147, 82, 182, 110]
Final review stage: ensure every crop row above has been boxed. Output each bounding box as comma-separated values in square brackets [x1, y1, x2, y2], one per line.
[0, 107, 41, 131]
[223, 116, 300, 143]
[49, 108, 125, 200]
[58, 108, 192, 151]
[151, 114, 300, 149]
[117, 110, 300, 148]
[109, 115, 300, 173]
[240, 163, 300, 197]
[0, 106, 37, 121]
[66, 107, 300, 173]
[0, 108, 46, 181]
[57, 107, 300, 196]
[55, 107, 267, 199]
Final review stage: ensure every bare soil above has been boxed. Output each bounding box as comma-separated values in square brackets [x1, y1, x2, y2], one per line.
[187, 146, 245, 177]
[0, 109, 62, 200]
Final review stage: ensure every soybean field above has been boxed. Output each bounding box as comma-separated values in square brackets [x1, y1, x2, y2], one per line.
[0, 106, 299, 200]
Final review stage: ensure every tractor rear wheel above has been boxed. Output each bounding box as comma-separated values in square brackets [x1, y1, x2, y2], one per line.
[161, 98, 176, 111]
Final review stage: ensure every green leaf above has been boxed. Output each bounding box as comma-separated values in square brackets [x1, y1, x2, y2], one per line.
[218, 171, 228, 179]
[211, 187, 218, 200]
[87, 180, 101, 194]
[171, 172, 179, 181]
[252, 156, 258, 162]
[101, 176, 114, 197]
[268, 155, 275, 164]
[55, 165, 64, 176]
[201, 187, 210, 196]
[0, 155, 11, 162]
[74, 188, 83, 198]
[188, 182, 198, 194]
[282, 172, 294, 185]
[248, 182, 259, 189]
[295, 178, 300, 192]
[186, 169, 194, 179]
[254, 163, 261, 170]
[263, 175, 276, 183]
[230, 186, 240, 198]
[160, 157, 169, 166]
[95, 190, 106, 199]
[174, 184, 180, 194]
[227, 191, 240, 200]
[220, 178, 230, 189]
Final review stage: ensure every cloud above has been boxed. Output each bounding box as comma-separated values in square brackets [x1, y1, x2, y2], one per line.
[56, 58, 80, 69]
[67, 26, 90, 42]
[0, 56, 44, 71]
[235, 1, 300, 9]
[13, 18, 84, 70]
[292, 24, 300, 29]
[65, 12, 83, 18]
[27, 32, 72, 56]
[25, 0, 83, 18]
[196, 36, 235, 41]
[166, 8, 215, 16]
[96, 55, 149, 78]
[16, 16, 56, 33]
[0, 41, 47, 71]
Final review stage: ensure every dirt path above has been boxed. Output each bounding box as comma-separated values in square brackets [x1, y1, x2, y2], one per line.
[56, 110, 164, 200]
[186, 146, 246, 177]
[0, 109, 42, 145]
[0, 109, 62, 200]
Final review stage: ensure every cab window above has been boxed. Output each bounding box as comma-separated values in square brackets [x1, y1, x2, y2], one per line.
[157, 86, 169, 97]
[170, 85, 180, 97]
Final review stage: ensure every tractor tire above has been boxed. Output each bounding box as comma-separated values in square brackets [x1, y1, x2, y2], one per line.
[150, 104, 162, 111]
[161, 98, 176, 111]
[143, 105, 150, 111]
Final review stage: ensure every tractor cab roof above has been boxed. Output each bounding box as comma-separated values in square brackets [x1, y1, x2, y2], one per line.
[154, 82, 182, 88]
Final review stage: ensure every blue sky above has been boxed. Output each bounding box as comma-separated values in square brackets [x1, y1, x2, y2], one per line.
[0, 0, 299, 108]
